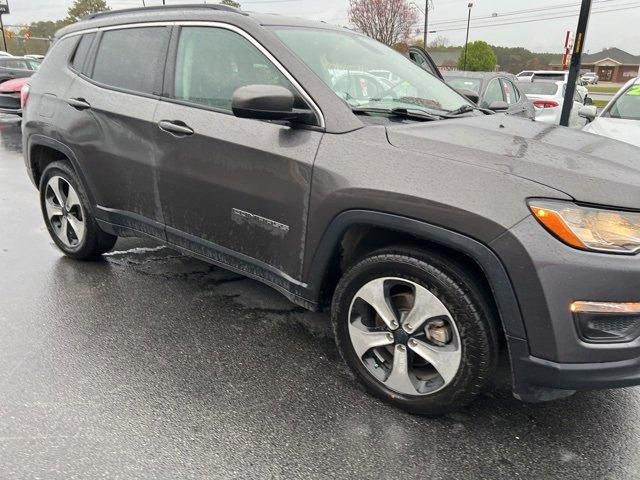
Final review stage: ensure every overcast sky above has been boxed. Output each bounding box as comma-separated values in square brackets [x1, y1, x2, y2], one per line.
[3, 0, 639, 54]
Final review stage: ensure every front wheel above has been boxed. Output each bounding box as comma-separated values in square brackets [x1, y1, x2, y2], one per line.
[331, 248, 498, 415]
[39, 161, 117, 260]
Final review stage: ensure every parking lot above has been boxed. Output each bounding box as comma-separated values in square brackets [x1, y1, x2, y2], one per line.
[1, 114, 640, 479]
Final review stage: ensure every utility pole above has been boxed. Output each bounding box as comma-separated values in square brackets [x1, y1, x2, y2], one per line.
[463, 2, 473, 71]
[423, 0, 429, 48]
[0, 0, 9, 54]
[560, 0, 591, 126]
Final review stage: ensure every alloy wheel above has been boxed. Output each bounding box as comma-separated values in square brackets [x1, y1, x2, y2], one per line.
[348, 277, 462, 396]
[44, 176, 86, 249]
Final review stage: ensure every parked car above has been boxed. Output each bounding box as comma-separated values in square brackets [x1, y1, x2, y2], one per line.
[0, 56, 40, 84]
[581, 76, 640, 147]
[516, 70, 534, 82]
[0, 51, 13, 57]
[581, 71, 599, 84]
[23, 5, 640, 415]
[0, 77, 29, 115]
[518, 80, 587, 128]
[443, 71, 535, 119]
[528, 70, 590, 101]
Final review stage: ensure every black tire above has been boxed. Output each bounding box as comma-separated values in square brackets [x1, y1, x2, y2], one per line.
[331, 246, 498, 415]
[39, 161, 117, 260]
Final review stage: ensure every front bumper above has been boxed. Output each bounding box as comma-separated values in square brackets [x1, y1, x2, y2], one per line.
[491, 215, 640, 401]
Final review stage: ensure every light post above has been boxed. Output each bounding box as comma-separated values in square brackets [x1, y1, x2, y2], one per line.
[0, 0, 9, 53]
[423, 0, 429, 48]
[463, 2, 473, 71]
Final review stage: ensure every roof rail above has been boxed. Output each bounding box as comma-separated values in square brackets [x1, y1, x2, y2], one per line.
[84, 4, 246, 21]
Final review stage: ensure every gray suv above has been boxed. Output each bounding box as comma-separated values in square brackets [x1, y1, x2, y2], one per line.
[22, 5, 640, 415]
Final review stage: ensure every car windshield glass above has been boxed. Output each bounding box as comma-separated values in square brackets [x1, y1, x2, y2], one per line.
[445, 77, 482, 93]
[607, 84, 640, 120]
[272, 27, 470, 114]
[518, 82, 558, 95]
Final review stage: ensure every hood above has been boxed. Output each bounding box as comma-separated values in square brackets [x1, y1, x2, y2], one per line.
[583, 117, 640, 149]
[387, 114, 640, 209]
[0, 77, 29, 93]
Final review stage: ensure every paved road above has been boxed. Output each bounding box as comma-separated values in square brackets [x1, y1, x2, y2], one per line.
[1, 115, 640, 479]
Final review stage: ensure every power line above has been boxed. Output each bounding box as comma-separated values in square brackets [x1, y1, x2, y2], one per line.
[422, 4, 640, 32]
[429, 0, 622, 26]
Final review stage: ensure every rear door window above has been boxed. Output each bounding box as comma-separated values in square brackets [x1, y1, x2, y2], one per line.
[171, 26, 294, 112]
[481, 78, 504, 107]
[70, 33, 96, 74]
[92, 27, 170, 95]
[501, 78, 519, 104]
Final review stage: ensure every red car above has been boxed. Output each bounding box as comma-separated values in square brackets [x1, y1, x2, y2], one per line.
[0, 77, 29, 116]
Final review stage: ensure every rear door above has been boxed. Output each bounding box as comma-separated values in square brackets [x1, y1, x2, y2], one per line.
[63, 25, 171, 237]
[154, 24, 323, 280]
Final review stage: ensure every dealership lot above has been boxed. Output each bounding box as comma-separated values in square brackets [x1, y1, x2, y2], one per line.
[2, 116, 640, 478]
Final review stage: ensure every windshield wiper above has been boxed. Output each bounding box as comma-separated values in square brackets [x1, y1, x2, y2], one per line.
[351, 107, 442, 121]
[445, 104, 495, 116]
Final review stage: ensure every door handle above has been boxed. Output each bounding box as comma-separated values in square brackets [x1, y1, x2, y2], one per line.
[67, 98, 91, 110]
[158, 120, 194, 137]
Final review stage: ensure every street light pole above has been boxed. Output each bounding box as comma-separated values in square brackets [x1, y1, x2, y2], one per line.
[463, 2, 473, 71]
[423, 0, 429, 48]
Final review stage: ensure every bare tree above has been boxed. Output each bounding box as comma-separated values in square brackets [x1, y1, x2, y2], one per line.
[349, 0, 418, 46]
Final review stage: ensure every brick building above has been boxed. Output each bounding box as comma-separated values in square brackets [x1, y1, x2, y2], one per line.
[550, 47, 640, 82]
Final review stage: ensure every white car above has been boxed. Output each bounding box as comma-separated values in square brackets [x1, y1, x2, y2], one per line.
[581, 76, 640, 147]
[516, 70, 534, 82]
[581, 72, 599, 84]
[517, 80, 586, 128]
[0, 51, 12, 57]
[516, 70, 590, 102]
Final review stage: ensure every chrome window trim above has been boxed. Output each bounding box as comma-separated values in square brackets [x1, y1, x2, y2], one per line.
[58, 21, 326, 129]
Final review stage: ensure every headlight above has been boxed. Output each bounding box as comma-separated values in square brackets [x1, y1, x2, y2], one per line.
[528, 199, 640, 254]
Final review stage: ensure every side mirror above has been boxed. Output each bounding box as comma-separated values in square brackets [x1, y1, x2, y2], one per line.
[232, 84, 314, 124]
[455, 88, 479, 104]
[578, 105, 597, 122]
[488, 100, 509, 112]
[583, 96, 593, 106]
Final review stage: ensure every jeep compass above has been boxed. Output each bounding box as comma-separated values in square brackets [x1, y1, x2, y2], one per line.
[22, 5, 640, 414]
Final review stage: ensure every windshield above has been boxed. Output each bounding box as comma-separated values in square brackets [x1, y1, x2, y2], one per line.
[606, 83, 640, 120]
[518, 82, 559, 96]
[445, 77, 482, 94]
[272, 27, 470, 115]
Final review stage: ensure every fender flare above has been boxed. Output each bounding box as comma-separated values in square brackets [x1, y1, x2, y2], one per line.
[305, 209, 527, 341]
[27, 134, 97, 207]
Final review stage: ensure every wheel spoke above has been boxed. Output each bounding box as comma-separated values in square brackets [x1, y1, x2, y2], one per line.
[67, 214, 85, 243]
[65, 187, 81, 209]
[384, 345, 417, 393]
[49, 177, 67, 206]
[348, 320, 394, 358]
[45, 199, 63, 221]
[59, 216, 69, 244]
[354, 278, 399, 330]
[408, 338, 460, 384]
[402, 285, 451, 334]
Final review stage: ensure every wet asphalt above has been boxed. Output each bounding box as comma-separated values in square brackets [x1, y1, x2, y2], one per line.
[1, 115, 639, 480]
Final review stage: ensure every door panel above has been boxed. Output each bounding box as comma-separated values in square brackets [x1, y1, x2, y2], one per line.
[63, 26, 171, 237]
[155, 25, 323, 279]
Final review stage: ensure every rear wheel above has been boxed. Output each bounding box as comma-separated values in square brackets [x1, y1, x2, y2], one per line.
[332, 247, 498, 415]
[39, 161, 117, 260]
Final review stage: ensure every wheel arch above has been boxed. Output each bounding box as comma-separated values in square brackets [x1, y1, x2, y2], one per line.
[305, 210, 527, 343]
[27, 135, 96, 207]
